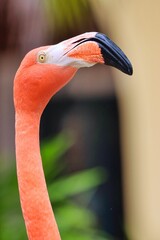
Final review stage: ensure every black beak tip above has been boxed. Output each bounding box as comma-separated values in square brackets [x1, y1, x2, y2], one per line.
[118, 58, 133, 76]
[127, 64, 133, 76]
[95, 33, 133, 76]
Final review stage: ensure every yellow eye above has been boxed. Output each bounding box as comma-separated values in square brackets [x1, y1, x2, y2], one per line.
[38, 52, 46, 63]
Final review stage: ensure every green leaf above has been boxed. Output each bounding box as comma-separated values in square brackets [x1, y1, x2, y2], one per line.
[48, 167, 107, 202]
[41, 131, 74, 176]
[55, 202, 96, 230]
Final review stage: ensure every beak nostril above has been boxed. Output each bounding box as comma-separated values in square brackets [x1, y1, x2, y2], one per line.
[72, 38, 86, 44]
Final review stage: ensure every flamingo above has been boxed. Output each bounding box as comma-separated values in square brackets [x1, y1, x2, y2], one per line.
[14, 32, 133, 240]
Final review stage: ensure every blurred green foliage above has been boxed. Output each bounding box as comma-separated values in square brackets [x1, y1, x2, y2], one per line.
[45, 0, 88, 29]
[0, 132, 111, 240]
[44, 0, 97, 42]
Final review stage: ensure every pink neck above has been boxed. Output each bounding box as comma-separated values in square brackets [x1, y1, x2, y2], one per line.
[15, 111, 61, 240]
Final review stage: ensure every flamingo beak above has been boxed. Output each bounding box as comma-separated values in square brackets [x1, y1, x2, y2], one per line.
[67, 32, 133, 75]
[95, 33, 133, 75]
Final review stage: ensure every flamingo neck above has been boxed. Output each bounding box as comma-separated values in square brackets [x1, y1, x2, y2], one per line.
[15, 111, 61, 240]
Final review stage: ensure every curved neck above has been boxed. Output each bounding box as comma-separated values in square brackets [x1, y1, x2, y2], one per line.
[15, 111, 61, 240]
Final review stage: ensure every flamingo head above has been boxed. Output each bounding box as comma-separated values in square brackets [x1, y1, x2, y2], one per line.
[14, 32, 133, 113]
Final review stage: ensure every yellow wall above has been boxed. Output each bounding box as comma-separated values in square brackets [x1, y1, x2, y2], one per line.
[90, 0, 160, 239]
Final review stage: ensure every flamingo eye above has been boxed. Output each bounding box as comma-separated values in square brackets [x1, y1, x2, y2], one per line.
[38, 52, 46, 63]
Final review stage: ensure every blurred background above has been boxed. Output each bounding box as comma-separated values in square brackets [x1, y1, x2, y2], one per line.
[0, 0, 160, 239]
